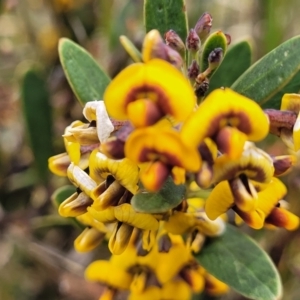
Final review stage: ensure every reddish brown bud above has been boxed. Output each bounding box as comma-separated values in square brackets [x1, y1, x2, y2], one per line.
[188, 60, 200, 80]
[194, 12, 213, 42]
[164, 29, 185, 55]
[186, 28, 200, 52]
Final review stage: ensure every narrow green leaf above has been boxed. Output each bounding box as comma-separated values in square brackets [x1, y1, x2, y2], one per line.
[21, 70, 53, 183]
[196, 225, 282, 300]
[261, 69, 300, 109]
[208, 40, 252, 93]
[59, 38, 111, 106]
[131, 177, 186, 213]
[144, 0, 188, 41]
[231, 35, 300, 108]
[200, 31, 228, 76]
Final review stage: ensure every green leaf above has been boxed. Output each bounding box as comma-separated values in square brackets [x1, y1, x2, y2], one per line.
[21, 70, 53, 183]
[195, 224, 282, 300]
[131, 177, 186, 213]
[231, 35, 300, 108]
[59, 38, 111, 106]
[261, 69, 300, 109]
[144, 0, 188, 41]
[200, 31, 228, 76]
[51, 185, 76, 208]
[208, 40, 252, 93]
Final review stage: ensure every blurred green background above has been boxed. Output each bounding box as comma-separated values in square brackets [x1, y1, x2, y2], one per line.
[1, 0, 300, 299]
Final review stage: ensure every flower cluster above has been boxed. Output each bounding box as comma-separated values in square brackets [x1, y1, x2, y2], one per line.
[49, 12, 299, 300]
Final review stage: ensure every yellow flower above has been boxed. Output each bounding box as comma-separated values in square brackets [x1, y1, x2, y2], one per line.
[181, 88, 269, 159]
[164, 198, 225, 238]
[208, 142, 275, 213]
[104, 59, 196, 128]
[88, 203, 159, 254]
[89, 149, 139, 209]
[205, 177, 292, 230]
[125, 126, 201, 191]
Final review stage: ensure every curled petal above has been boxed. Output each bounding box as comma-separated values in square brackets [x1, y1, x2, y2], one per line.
[48, 153, 70, 176]
[254, 178, 287, 216]
[273, 155, 296, 176]
[114, 204, 159, 231]
[88, 206, 116, 223]
[83, 101, 114, 143]
[104, 59, 195, 123]
[181, 88, 269, 147]
[229, 176, 258, 212]
[89, 150, 139, 194]
[59, 192, 93, 217]
[234, 208, 265, 229]
[67, 163, 97, 196]
[74, 227, 105, 252]
[85, 260, 133, 290]
[76, 212, 108, 232]
[109, 222, 134, 255]
[265, 207, 299, 230]
[92, 180, 126, 210]
[64, 126, 99, 145]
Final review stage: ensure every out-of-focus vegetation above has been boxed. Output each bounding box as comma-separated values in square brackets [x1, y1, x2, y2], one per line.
[1, 0, 300, 299]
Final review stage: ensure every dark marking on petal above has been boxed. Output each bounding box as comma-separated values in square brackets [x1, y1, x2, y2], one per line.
[125, 85, 175, 117]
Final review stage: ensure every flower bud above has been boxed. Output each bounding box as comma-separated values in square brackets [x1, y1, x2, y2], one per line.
[188, 60, 200, 80]
[208, 47, 223, 71]
[186, 29, 200, 52]
[194, 12, 213, 42]
[143, 29, 183, 68]
[165, 29, 186, 55]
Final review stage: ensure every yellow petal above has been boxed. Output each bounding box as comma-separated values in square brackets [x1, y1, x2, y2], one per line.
[205, 181, 234, 220]
[88, 206, 116, 223]
[109, 222, 134, 255]
[104, 59, 195, 123]
[181, 88, 269, 147]
[205, 272, 229, 296]
[85, 260, 133, 290]
[280, 93, 300, 112]
[212, 142, 274, 184]
[114, 204, 159, 230]
[59, 192, 92, 217]
[164, 212, 196, 234]
[67, 163, 97, 196]
[48, 153, 70, 176]
[162, 280, 192, 300]
[74, 227, 105, 252]
[265, 207, 299, 230]
[89, 150, 139, 194]
[125, 126, 201, 172]
[293, 113, 300, 151]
